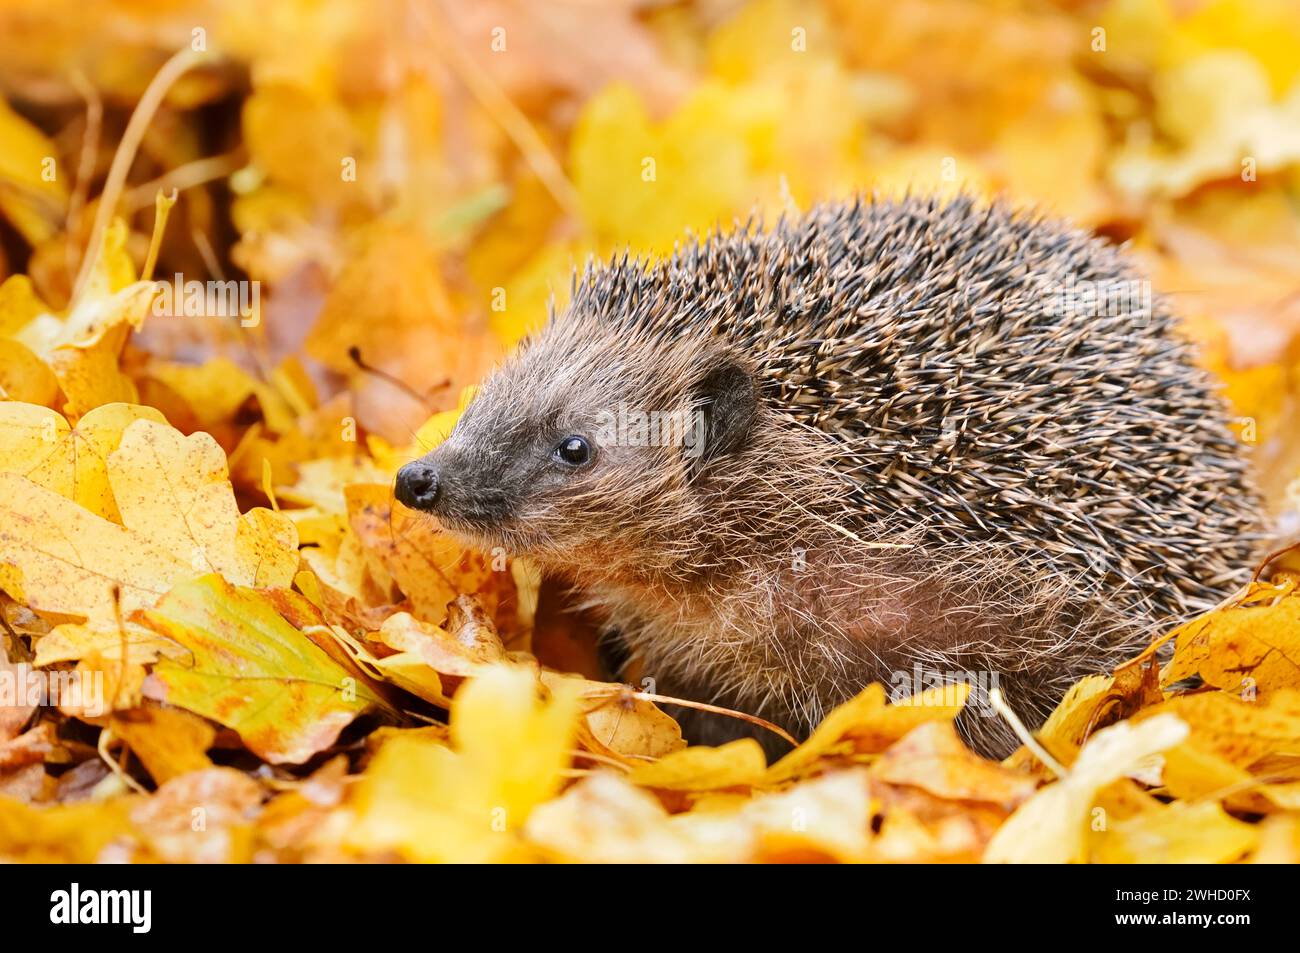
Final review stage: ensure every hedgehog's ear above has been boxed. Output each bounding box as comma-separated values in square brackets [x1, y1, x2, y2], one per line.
[690, 354, 756, 470]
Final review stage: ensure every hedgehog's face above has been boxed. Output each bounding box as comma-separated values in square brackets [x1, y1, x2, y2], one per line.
[394, 330, 757, 575]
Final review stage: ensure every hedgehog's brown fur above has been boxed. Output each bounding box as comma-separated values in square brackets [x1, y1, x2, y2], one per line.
[399, 194, 1261, 758]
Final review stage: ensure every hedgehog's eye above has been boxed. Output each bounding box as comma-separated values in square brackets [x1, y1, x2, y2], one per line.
[555, 435, 592, 467]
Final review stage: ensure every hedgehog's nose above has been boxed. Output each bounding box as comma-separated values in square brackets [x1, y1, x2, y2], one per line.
[395, 461, 441, 511]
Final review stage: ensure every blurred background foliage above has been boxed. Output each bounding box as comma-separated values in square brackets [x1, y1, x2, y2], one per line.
[0, 0, 1298, 497]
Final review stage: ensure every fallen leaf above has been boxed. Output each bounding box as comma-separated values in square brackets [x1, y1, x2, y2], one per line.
[871, 721, 1039, 811]
[0, 472, 190, 625]
[765, 682, 971, 783]
[345, 664, 581, 861]
[109, 418, 299, 587]
[0, 401, 167, 520]
[984, 714, 1189, 863]
[0, 97, 68, 244]
[130, 767, 262, 863]
[0, 721, 60, 771]
[1164, 585, 1300, 699]
[0, 796, 135, 862]
[347, 482, 505, 627]
[1094, 800, 1258, 863]
[1135, 689, 1300, 770]
[139, 574, 380, 764]
[111, 705, 216, 784]
[629, 738, 767, 792]
[559, 677, 685, 764]
[0, 647, 36, 741]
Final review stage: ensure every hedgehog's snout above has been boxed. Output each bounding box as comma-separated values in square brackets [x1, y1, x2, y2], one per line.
[395, 442, 517, 531]
[395, 459, 441, 511]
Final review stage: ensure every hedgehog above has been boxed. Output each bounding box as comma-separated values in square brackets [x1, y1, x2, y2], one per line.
[395, 194, 1261, 758]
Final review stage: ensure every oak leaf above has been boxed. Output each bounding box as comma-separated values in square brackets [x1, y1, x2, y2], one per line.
[0, 472, 190, 626]
[109, 419, 299, 587]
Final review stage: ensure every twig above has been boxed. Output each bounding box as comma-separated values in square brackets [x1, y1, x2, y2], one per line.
[989, 686, 1066, 779]
[70, 47, 211, 304]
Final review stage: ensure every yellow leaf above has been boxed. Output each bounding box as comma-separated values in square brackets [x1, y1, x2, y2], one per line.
[526, 772, 709, 863]
[0, 472, 189, 626]
[303, 225, 498, 410]
[629, 738, 767, 791]
[871, 722, 1039, 811]
[451, 665, 583, 818]
[62, 652, 144, 719]
[742, 769, 874, 862]
[111, 705, 216, 785]
[0, 339, 58, 405]
[555, 676, 685, 763]
[367, 390, 474, 473]
[0, 403, 71, 497]
[993, 77, 1107, 221]
[348, 732, 519, 863]
[984, 714, 1188, 863]
[243, 84, 358, 203]
[370, 610, 507, 697]
[274, 456, 389, 513]
[0, 797, 133, 863]
[1135, 690, 1300, 770]
[45, 324, 141, 420]
[1253, 814, 1300, 862]
[11, 221, 155, 419]
[34, 621, 182, 666]
[1164, 585, 1300, 698]
[1169, 0, 1300, 94]
[415, 392, 472, 446]
[1094, 800, 1258, 863]
[0, 98, 68, 245]
[130, 767, 261, 863]
[346, 483, 498, 625]
[146, 357, 260, 431]
[232, 506, 301, 588]
[0, 401, 167, 520]
[570, 80, 770, 254]
[0, 275, 45, 337]
[323, 618, 451, 707]
[867, 146, 995, 201]
[765, 682, 971, 783]
[347, 664, 581, 861]
[480, 241, 586, 348]
[1110, 50, 1300, 197]
[1158, 742, 1300, 814]
[530, 767, 874, 863]
[140, 574, 379, 764]
[109, 419, 298, 587]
